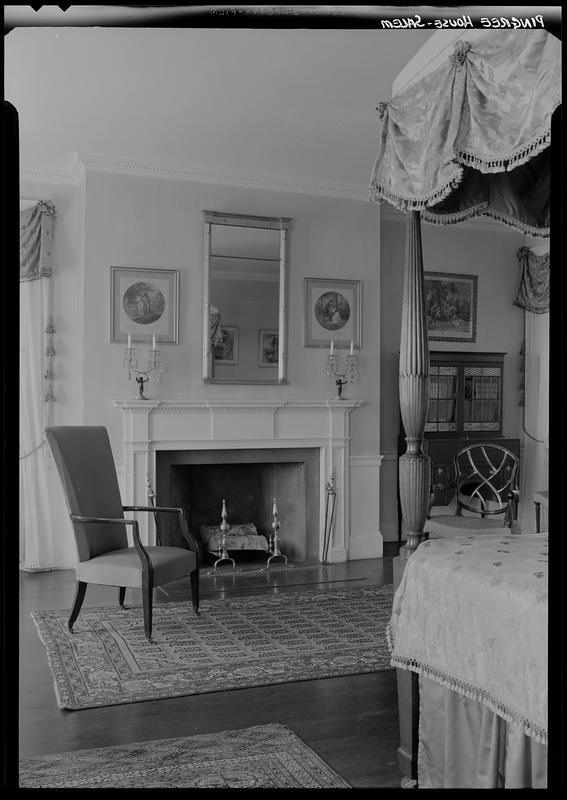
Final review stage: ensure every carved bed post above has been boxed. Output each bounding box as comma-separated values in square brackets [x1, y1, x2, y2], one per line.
[398, 210, 430, 563]
[393, 209, 430, 787]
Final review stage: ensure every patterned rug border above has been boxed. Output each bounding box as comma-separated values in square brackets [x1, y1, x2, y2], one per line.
[32, 584, 394, 711]
[18, 723, 351, 788]
[34, 581, 391, 615]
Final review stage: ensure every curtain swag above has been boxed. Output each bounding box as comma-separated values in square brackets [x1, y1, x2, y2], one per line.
[514, 247, 550, 313]
[20, 200, 56, 282]
[369, 30, 561, 235]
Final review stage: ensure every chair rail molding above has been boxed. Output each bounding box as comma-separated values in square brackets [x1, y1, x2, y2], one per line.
[114, 399, 362, 563]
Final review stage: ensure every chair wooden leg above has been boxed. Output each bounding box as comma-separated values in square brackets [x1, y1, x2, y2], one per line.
[68, 581, 87, 632]
[142, 573, 154, 642]
[190, 567, 200, 615]
[118, 587, 127, 607]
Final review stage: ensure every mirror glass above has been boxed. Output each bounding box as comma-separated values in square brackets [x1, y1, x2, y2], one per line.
[203, 212, 291, 384]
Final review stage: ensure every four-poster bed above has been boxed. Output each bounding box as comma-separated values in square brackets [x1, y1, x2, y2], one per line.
[368, 29, 560, 788]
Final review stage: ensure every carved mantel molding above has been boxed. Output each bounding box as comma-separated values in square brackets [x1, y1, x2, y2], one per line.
[114, 398, 361, 563]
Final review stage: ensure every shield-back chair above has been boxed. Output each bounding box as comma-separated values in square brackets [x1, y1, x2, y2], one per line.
[424, 443, 520, 538]
[45, 425, 201, 641]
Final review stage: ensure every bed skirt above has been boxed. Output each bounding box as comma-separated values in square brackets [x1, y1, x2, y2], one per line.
[417, 675, 547, 789]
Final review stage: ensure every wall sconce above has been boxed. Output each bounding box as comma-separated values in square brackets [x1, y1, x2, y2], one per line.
[124, 333, 162, 399]
[325, 340, 359, 399]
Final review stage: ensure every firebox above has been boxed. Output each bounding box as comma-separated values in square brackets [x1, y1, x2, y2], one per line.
[156, 447, 320, 564]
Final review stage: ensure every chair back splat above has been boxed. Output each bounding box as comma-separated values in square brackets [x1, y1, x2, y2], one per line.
[455, 444, 519, 518]
[425, 443, 520, 538]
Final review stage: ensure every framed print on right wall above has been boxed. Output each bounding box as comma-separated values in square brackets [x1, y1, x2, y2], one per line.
[424, 271, 478, 343]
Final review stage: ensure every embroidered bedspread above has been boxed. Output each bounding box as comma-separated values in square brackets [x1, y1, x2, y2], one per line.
[387, 533, 548, 743]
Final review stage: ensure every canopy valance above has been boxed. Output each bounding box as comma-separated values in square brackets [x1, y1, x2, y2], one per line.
[369, 31, 561, 235]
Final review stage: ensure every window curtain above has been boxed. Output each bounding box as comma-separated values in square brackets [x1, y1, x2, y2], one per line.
[514, 242, 549, 531]
[369, 30, 561, 235]
[20, 200, 57, 572]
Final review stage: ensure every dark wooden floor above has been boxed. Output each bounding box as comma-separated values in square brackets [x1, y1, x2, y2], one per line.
[17, 557, 402, 789]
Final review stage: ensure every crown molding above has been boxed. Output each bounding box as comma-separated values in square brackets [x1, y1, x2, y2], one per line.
[20, 152, 85, 186]
[73, 151, 369, 201]
[18, 153, 530, 233]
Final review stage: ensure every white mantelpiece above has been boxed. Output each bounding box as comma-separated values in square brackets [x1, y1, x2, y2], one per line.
[114, 399, 360, 563]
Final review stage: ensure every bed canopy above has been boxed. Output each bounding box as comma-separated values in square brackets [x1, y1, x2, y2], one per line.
[369, 29, 561, 561]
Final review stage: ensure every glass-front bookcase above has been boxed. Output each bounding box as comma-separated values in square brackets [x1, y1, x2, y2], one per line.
[426, 352, 505, 438]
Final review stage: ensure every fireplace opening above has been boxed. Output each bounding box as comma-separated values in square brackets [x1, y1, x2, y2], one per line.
[155, 448, 320, 564]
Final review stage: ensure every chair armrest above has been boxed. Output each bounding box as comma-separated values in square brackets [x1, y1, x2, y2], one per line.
[124, 505, 182, 513]
[122, 505, 202, 564]
[71, 514, 137, 525]
[70, 515, 152, 571]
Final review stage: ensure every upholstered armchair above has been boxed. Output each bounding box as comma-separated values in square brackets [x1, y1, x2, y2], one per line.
[45, 426, 201, 641]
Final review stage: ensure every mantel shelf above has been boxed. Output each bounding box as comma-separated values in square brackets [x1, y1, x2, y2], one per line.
[114, 399, 362, 412]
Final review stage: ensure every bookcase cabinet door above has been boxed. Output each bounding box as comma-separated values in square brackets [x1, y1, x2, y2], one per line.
[426, 351, 505, 438]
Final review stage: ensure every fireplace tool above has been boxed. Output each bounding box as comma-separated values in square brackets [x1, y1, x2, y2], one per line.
[207, 499, 240, 575]
[321, 469, 336, 565]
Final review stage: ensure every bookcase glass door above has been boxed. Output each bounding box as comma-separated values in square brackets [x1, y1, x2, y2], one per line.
[426, 366, 458, 433]
[463, 366, 502, 432]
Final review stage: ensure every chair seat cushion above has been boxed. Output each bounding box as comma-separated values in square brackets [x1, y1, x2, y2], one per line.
[424, 515, 509, 539]
[77, 546, 196, 588]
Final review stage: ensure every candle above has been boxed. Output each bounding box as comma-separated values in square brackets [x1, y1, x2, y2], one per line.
[152, 333, 156, 351]
[350, 340, 354, 355]
[127, 333, 131, 349]
[330, 340, 334, 355]
[273, 498, 278, 516]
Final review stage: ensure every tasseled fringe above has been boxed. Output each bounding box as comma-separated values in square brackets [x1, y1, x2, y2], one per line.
[390, 653, 548, 746]
[483, 209, 550, 237]
[422, 202, 488, 226]
[19, 562, 55, 573]
[455, 129, 552, 174]
[369, 170, 463, 212]
[423, 203, 550, 237]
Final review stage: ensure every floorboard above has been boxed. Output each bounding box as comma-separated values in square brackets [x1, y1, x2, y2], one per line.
[16, 557, 401, 788]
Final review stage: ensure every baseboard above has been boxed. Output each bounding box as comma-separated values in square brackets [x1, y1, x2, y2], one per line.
[349, 532, 383, 560]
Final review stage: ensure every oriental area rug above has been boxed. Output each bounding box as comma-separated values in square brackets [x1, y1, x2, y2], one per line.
[18, 723, 350, 788]
[31, 584, 393, 710]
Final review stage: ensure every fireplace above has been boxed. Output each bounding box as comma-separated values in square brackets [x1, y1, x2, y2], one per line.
[156, 448, 320, 563]
[115, 399, 360, 563]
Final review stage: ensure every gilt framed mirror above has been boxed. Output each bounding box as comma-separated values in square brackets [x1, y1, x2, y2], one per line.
[202, 211, 291, 384]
